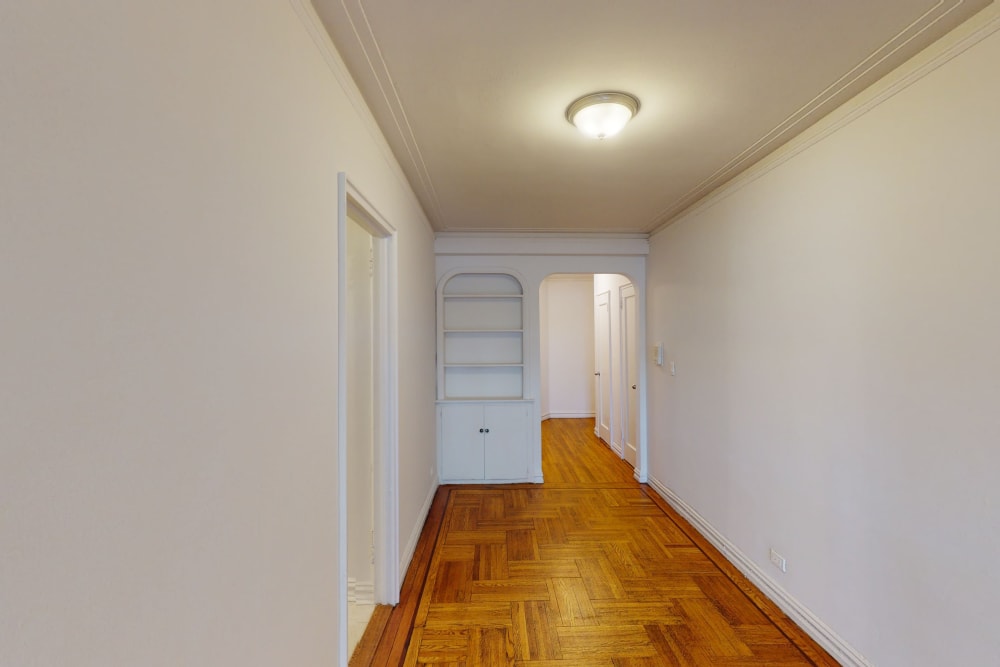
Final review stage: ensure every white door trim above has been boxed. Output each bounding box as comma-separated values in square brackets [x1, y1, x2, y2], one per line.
[619, 282, 638, 467]
[337, 173, 400, 665]
[594, 290, 614, 448]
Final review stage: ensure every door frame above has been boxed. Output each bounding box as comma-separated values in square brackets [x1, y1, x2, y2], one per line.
[337, 173, 400, 664]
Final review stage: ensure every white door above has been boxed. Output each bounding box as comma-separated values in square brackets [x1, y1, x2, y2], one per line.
[484, 402, 530, 480]
[621, 283, 638, 467]
[440, 402, 486, 480]
[594, 291, 612, 445]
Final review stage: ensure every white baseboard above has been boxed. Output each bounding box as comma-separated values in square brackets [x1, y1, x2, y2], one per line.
[439, 476, 542, 484]
[646, 475, 873, 667]
[347, 578, 375, 605]
[542, 411, 595, 420]
[609, 440, 624, 457]
[399, 476, 438, 584]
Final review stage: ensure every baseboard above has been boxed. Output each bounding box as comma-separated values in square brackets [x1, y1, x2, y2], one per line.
[438, 476, 543, 485]
[542, 411, 595, 420]
[646, 475, 873, 667]
[399, 477, 438, 584]
[609, 440, 624, 457]
[347, 577, 375, 605]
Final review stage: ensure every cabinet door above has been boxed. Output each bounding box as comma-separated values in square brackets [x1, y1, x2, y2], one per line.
[440, 403, 485, 480]
[483, 403, 530, 480]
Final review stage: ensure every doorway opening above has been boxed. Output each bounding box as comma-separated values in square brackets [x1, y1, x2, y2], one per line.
[539, 273, 640, 471]
[345, 213, 375, 653]
[337, 175, 399, 664]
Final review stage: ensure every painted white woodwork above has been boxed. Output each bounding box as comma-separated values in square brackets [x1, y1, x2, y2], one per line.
[540, 281, 550, 417]
[439, 272, 525, 400]
[437, 272, 532, 482]
[435, 246, 648, 486]
[438, 402, 532, 483]
[594, 291, 613, 446]
[646, 13, 1000, 666]
[436, 234, 650, 257]
[621, 283, 639, 467]
[594, 274, 633, 457]
[439, 402, 486, 480]
[345, 215, 375, 614]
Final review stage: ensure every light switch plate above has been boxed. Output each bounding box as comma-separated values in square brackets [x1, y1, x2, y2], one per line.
[652, 342, 664, 366]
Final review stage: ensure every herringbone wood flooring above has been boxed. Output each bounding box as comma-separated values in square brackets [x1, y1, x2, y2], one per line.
[355, 419, 839, 666]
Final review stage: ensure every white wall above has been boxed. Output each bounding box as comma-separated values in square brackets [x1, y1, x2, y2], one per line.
[0, 2, 436, 665]
[646, 11, 1000, 667]
[540, 275, 595, 419]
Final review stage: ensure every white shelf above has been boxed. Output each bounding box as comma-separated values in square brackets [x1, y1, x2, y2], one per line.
[443, 363, 524, 368]
[443, 328, 523, 333]
[442, 273, 522, 296]
[438, 272, 525, 402]
[444, 293, 525, 299]
[438, 272, 531, 484]
[444, 365, 522, 399]
[443, 298, 522, 330]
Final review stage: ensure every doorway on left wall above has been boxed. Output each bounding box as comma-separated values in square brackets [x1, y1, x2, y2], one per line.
[345, 214, 376, 655]
[337, 175, 401, 664]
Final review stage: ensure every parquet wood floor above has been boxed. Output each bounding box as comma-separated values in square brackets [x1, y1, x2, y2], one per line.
[356, 419, 839, 666]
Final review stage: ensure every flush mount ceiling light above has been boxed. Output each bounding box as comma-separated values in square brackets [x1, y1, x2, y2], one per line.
[566, 91, 640, 139]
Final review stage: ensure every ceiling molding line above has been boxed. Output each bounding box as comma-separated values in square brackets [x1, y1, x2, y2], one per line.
[435, 232, 649, 257]
[286, 0, 435, 238]
[648, 3, 1000, 238]
[436, 231, 650, 240]
[645, 0, 977, 231]
[338, 0, 446, 225]
[439, 226, 653, 236]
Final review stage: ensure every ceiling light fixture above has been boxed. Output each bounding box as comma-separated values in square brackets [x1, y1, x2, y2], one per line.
[566, 91, 640, 139]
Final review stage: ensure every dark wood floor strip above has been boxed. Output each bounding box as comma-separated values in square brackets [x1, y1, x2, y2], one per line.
[355, 485, 450, 666]
[357, 419, 839, 666]
[638, 487, 840, 666]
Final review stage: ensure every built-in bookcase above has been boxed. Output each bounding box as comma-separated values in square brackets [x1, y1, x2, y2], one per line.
[437, 272, 531, 483]
[438, 273, 524, 400]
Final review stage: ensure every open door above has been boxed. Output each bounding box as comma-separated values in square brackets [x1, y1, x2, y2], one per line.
[621, 283, 638, 467]
[594, 290, 612, 445]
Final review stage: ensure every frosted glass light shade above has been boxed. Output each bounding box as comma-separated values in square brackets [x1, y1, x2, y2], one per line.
[566, 92, 640, 139]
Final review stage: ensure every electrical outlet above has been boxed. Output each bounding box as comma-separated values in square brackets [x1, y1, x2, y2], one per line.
[769, 548, 787, 573]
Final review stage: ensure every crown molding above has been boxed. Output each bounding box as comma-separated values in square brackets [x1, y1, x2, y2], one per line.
[331, 0, 445, 226]
[650, 2, 1000, 237]
[645, 0, 991, 232]
[435, 232, 649, 257]
[287, 0, 435, 238]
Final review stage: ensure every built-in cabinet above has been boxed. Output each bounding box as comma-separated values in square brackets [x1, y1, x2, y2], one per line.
[438, 401, 531, 481]
[437, 272, 532, 482]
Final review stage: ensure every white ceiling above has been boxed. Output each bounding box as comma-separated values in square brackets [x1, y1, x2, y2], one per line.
[313, 1, 989, 234]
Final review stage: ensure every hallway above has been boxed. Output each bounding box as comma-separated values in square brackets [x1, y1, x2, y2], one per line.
[355, 419, 838, 665]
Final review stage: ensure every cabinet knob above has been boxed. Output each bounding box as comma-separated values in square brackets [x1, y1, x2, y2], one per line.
[479, 428, 485, 433]
[484, 428, 490, 433]
[632, 384, 637, 389]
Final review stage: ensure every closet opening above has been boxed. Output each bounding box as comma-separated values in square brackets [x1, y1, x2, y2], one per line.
[539, 273, 639, 468]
